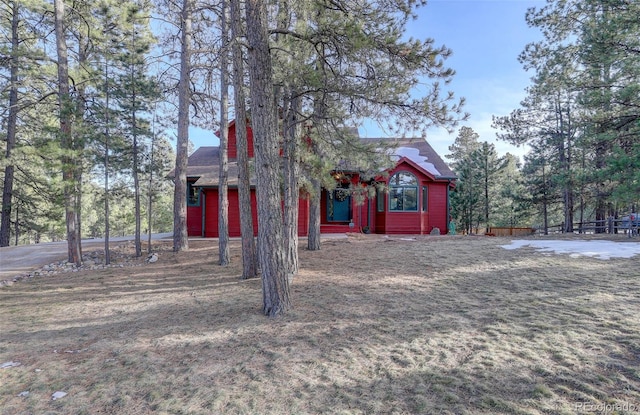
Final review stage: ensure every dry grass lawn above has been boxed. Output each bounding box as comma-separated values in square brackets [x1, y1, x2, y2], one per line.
[1, 234, 640, 414]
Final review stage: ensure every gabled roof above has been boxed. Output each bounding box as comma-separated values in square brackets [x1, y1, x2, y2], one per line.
[186, 146, 256, 187]
[183, 137, 455, 187]
[360, 137, 457, 180]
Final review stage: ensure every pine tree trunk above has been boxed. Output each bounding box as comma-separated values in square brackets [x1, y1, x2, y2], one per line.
[131, 63, 142, 257]
[0, 1, 19, 247]
[231, 0, 257, 279]
[245, 0, 291, 316]
[218, 0, 230, 266]
[54, 0, 81, 265]
[104, 59, 111, 265]
[147, 110, 157, 254]
[283, 94, 301, 278]
[173, 0, 192, 252]
[307, 178, 321, 251]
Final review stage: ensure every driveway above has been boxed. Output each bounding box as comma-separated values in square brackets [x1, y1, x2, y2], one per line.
[0, 233, 173, 280]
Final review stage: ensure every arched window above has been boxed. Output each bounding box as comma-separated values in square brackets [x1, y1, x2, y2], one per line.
[389, 171, 418, 211]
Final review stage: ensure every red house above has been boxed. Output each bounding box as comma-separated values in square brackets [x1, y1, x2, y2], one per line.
[184, 122, 456, 237]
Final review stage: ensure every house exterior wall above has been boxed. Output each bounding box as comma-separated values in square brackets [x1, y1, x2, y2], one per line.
[191, 188, 309, 237]
[187, 184, 203, 236]
[227, 122, 254, 159]
[427, 182, 450, 234]
[377, 161, 451, 235]
[186, 124, 454, 237]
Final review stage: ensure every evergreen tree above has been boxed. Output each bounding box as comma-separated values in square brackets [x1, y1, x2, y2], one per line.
[244, 0, 291, 316]
[115, 0, 158, 257]
[229, 0, 258, 279]
[446, 127, 482, 234]
[0, 0, 50, 246]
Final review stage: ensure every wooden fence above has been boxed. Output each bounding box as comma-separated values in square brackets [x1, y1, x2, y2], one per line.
[540, 215, 639, 236]
[487, 227, 536, 237]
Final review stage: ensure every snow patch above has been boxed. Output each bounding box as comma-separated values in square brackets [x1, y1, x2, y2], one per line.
[501, 239, 640, 260]
[52, 391, 67, 400]
[393, 147, 441, 176]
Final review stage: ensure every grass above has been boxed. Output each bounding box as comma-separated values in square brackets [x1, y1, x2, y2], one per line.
[1, 234, 640, 414]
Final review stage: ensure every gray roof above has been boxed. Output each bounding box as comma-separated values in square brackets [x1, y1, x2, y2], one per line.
[360, 137, 457, 179]
[184, 147, 256, 187]
[184, 138, 456, 188]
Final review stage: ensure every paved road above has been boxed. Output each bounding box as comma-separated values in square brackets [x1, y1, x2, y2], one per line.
[0, 233, 173, 280]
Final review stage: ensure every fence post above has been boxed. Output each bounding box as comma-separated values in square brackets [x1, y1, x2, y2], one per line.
[608, 216, 614, 234]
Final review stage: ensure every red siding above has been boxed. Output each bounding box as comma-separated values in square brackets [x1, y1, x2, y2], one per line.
[228, 122, 255, 159]
[187, 184, 203, 236]
[428, 182, 449, 234]
[187, 153, 452, 237]
[378, 161, 450, 235]
[198, 188, 309, 237]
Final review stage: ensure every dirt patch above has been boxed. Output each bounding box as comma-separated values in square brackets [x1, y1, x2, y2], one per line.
[1, 235, 639, 414]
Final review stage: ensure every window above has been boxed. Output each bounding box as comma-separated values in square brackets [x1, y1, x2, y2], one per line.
[422, 186, 428, 212]
[187, 181, 200, 206]
[376, 187, 385, 212]
[389, 172, 418, 211]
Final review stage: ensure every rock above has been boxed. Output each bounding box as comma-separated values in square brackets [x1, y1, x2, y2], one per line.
[17, 391, 29, 397]
[147, 253, 158, 263]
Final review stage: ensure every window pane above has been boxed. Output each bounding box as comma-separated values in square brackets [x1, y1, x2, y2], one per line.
[404, 188, 418, 211]
[389, 188, 403, 211]
[396, 172, 417, 185]
[187, 183, 200, 206]
[422, 186, 428, 212]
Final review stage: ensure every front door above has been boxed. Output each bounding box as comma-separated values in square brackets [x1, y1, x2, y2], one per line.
[327, 189, 351, 222]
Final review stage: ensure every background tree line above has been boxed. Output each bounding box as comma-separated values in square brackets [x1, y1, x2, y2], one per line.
[0, 0, 175, 255]
[448, 0, 639, 235]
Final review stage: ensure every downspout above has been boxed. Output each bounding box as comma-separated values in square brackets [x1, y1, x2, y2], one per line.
[200, 188, 206, 237]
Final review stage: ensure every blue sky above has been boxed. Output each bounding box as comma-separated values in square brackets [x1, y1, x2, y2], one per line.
[361, 0, 545, 158]
[188, 0, 545, 159]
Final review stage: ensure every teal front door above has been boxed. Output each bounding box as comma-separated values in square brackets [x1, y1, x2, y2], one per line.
[327, 190, 351, 222]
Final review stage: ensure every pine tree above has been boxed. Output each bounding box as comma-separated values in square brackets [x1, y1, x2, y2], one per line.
[446, 127, 482, 234]
[245, 0, 291, 316]
[229, 0, 258, 279]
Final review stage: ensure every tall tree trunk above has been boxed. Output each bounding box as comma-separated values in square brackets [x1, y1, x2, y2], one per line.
[231, 0, 257, 279]
[54, 0, 81, 265]
[0, 1, 19, 247]
[173, 0, 192, 252]
[147, 103, 158, 254]
[483, 153, 489, 233]
[307, 178, 321, 251]
[283, 93, 301, 277]
[218, 0, 230, 266]
[104, 58, 111, 265]
[131, 51, 142, 258]
[542, 162, 549, 235]
[76, 26, 90, 259]
[245, 0, 291, 316]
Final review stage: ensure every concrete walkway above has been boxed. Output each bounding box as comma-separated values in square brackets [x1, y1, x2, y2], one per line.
[0, 233, 172, 280]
